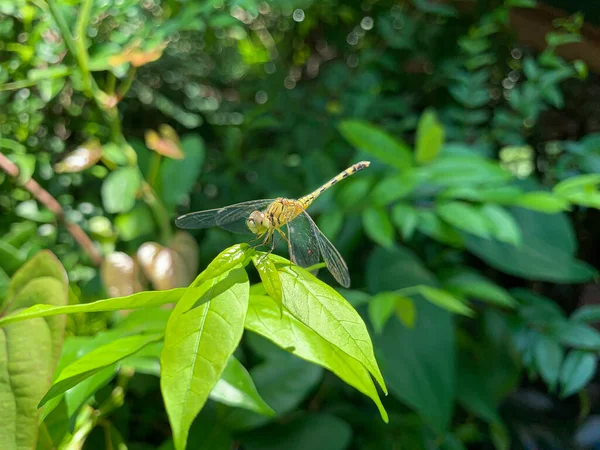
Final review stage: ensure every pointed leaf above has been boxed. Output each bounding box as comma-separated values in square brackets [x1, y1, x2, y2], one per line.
[161, 267, 249, 450]
[415, 109, 444, 164]
[246, 295, 388, 422]
[0, 288, 187, 328]
[559, 350, 597, 398]
[338, 120, 412, 170]
[209, 356, 274, 416]
[39, 333, 162, 407]
[368, 293, 396, 334]
[276, 262, 387, 394]
[252, 256, 282, 313]
[437, 201, 490, 239]
[417, 286, 474, 317]
[391, 203, 418, 240]
[362, 207, 395, 248]
[481, 204, 521, 246]
[394, 295, 416, 328]
[534, 335, 564, 391]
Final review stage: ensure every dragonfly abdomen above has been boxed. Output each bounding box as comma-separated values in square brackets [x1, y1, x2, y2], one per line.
[298, 161, 370, 208]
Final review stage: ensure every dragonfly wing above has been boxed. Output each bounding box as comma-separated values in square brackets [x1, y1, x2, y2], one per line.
[287, 212, 320, 268]
[300, 210, 351, 288]
[175, 199, 274, 234]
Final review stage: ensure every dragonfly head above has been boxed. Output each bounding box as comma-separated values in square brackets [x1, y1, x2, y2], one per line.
[247, 210, 269, 235]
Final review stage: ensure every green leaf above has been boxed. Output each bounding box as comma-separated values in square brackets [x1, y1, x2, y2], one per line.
[195, 244, 255, 287]
[0, 240, 25, 275]
[101, 166, 142, 214]
[370, 172, 418, 206]
[241, 414, 352, 450]
[362, 207, 395, 248]
[161, 267, 249, 450]
[445, 271, 516, 308]
[0, 251, 67, 450]
[0, 288, 187, 328]
[437, 201, 490, 239]
[418, 155, 510, 187]
[395, 295, 416, 328]
[223, 336, 323, 431]
[277, 264, 387, 394]
[559, 350, 597, 398]
[367, 246, 455, 432]
[534, 335, 563, 391]
[464, 208, 596, 282]
[252, 256, 282, 313]
[480, 204, 521, 246]
[546, 321, 600, 351]
[115, 203, 155, 241]
[368, 292, 396, 334]
[415, 109, 445, 164]
[391, 203, 418, 240]
[209, 356, 274, 417]
[416, 286, 474, 317]
[417, 210, 463, 246]
[160, 134, 205, 207]
[512, 192, 570, 213]
[39, 333, 162, 407]
[571, 305, 600, 323]
[246, 295, 388, 422]
[338, 120, 412, 170]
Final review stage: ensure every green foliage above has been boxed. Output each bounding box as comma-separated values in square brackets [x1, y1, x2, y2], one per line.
[1, 0, 599, 448]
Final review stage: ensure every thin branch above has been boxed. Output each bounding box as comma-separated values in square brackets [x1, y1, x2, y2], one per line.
[0, 153, 103, 266]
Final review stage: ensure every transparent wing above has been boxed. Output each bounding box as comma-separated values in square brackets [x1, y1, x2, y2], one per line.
[287, 213, 320, 268]
[296, 210, 351, 288]
[175, 199, 274, 234]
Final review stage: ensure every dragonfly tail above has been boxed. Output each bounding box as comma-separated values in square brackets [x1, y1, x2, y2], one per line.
[298, 161, 370, 208]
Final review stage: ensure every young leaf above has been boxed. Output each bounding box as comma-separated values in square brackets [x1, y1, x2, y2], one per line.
[534, 335, 564, 391]
[362, 207, 395, 248]
[277, 264, 387, 394]
[101, 166, 142, 214]
[512, 192, 570, 213]
[481, 204, 521, 246]
[445, 271, 516, 308]
[417, 286, 474, 317]
[252, 256, 283, 313]
[209, 356, 275, 417]
[161, 267, 249, 450]
[368, 292, 396, 334]
[437, 201, 490, 239]
[338, 120, 412, 170]
[0, 288, 187, 328]
[391, 203, 418, 241]
[415, 109, 445, 164]
[246, 294, 388, 422]
[559, 350, 597, 398]
[38, 333, 162, 407]
[571, 305, 600, 323]
[394, 295, 416, 328]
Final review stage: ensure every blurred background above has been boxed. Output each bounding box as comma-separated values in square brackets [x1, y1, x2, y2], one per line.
[1, 0, 600, 448]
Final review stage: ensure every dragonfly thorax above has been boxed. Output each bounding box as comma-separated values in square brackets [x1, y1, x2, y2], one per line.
[246, 210, 270, 235]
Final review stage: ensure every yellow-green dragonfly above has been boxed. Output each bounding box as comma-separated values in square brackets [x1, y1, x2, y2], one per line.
[175, 161, 370, 287]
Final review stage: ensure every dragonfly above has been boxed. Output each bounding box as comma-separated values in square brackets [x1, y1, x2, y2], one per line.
[175, 161, 371, 288]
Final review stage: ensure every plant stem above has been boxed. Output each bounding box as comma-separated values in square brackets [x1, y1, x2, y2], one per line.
[0, 153, 103, 266]
[304, 262, 327, 272]
[141, 182, 172, 243]
[147, 152, 162, 188]
[74, 0, 94, 94]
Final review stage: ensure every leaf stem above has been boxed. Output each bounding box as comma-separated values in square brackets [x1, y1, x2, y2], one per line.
[141, 182, 172, 243]
[147, 152, 162, 188]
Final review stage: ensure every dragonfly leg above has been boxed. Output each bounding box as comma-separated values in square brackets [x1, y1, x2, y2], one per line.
[257, 229, 278, 264]
[279, 227, 294, 268]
